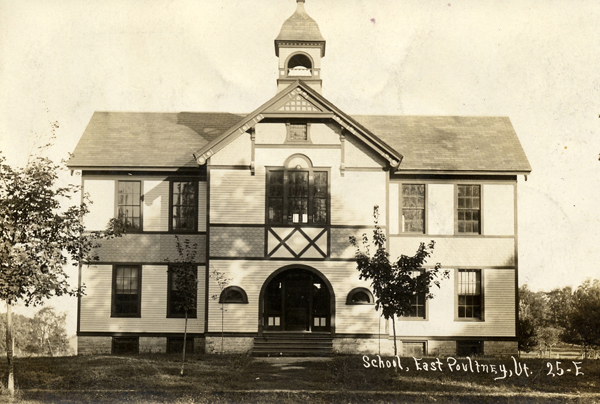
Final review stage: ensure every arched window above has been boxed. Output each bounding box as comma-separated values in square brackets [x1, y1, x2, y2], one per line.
[266, 154, 328, 225]
[346, 288, 374, 305]
[219, 286, 248, 304]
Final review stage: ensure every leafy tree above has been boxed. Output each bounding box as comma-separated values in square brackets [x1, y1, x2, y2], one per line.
[350, 206, 448, 356]
[166, 236, 198, 376]
[517, 284, 546, 352]
[30, 307, 69, 356]
[210, 268, 231, 355]
[545, 286, 576, 342]
[0, 151, 120, 394]
[535, 326, 562, 357]
[571, 278, 600, 352]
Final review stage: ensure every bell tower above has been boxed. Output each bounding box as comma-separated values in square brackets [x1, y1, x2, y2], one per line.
[275, 0, 326, 93]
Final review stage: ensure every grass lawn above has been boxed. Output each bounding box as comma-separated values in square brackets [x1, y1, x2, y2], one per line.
[0, 354, 598, 403]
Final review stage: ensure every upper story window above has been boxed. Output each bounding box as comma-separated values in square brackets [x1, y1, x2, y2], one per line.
[112, 265, 141, 317]
[286, 123, 310, 142]
[117, 181, 142, 231]
[170, 181, 198, 232]
[402, 184, 425, 233]
[267, 155, 328, 225]
[457, 185, 481, 234]
[457, 269, 483, 320]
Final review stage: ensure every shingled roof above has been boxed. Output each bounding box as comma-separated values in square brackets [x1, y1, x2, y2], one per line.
[354, 115, 531, 174]
[68, 111, 244, 169]
[68, 110, 530, 174]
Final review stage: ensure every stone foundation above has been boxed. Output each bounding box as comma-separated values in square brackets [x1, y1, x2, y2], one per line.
[139, 337, 167, 354]
[333, 337, 393, 356]
[205, 336, 253, 354]
[427, 340, 456, 357]
[484, 340, 518, 356]
[78, 336, 112, 355]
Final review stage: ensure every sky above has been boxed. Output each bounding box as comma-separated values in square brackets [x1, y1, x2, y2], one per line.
[1, 0, 599, 334]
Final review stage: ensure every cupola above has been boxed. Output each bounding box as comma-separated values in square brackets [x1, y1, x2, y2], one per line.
[275, 0, 325, 93]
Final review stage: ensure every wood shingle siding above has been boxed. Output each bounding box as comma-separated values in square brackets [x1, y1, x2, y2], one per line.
[93, 234, 206, 263]
[80, 265, 206, 333]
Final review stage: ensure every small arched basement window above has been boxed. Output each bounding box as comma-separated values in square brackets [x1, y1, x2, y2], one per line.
[346, 287, 374, 305]
[219, 286, 248, 304]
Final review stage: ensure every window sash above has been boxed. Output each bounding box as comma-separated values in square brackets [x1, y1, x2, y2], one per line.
[171, 181, 198, 231]
[267, 169, 328, 225]
[457, 269, 482, 319]
[167, 267, 197, 318]
[113, 266, 140, 317]
[117, 181, 141, 230]
[402, 184, 425, 233]
[457, 185, 481, 234]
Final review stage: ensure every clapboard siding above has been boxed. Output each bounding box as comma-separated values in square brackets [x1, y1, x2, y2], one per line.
[393, 268, 515, 337]
[207, 260, 380, 334]
[143, 180, 168, 231]
[80, 265, 206, 333]
[210, 133, 252, 166]
[210, 169, 265, 224]
[389, 183, 400, 234]
[83, 179, 115, 231]
[331, 170, 387, 226]
[483, 184, 515, 236]
[198, 181, 207, 232]
[389, 236, 515, 268]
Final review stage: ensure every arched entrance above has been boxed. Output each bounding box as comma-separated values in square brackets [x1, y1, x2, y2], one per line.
[260, 266, 333, 333]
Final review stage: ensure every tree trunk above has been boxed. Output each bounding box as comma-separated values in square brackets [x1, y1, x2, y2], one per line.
[6, 302, 15, 395]
[392, 315, 397, 357]
[221, 304, 224, 354]
[180, 311, 188, 376]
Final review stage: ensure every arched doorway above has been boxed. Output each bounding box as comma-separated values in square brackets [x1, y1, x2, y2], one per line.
[260, 266, 333, 333]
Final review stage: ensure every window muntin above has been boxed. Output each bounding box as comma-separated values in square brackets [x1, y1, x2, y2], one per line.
[171, 181, 198, 232]
[402, 184, 425, 233]
[267, 169, 328, 225]
[346, 287, 374, 305]
[117, 181, 141, 231]
[288, 124, 308, 141]
[457, 185, 481, 234]
[167, 266, 197, 318]
[405, 293, 426, 318]
[457, 269, 482, 319]
[113, 265, 141, 317]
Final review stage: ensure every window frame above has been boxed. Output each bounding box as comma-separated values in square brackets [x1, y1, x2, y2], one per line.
[346, 287, 375, 305]
[455, 184, 483, 235]
[265, 162, 330, 226]
[455, 269, 484, 321]
[456, 340, 484, 357]
[112, 336, 139, 355]
[111, 265, 142, 318]
[169, 179, 199, 233]
[167, 265, 198, 318]
[115, 180, 143, 232]
[219, 286, 249, 304]
[285, 122, 312, 143]
[400, 183, 426, 234]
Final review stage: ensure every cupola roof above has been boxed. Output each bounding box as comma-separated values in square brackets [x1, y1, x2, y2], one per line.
[275, 0, 325, 56]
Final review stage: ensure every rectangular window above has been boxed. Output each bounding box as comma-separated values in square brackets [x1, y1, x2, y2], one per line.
[266, 169, 328, 225]
[402, 184, 425, 233]
[457, 269, 482, 319]
[167, 266, 197, 318]
[167, 337, 194, 354]
[171, 181, 198, 232]
[286, 123, 310, 142]
[112, 337, 139, 354]
[117, 181, 142, 231]
[457, 185, 480, 233]
[112, 265, 141, 317]
[456, 340, 483, 356]
[403, 341, 426, 357]
[405, 293, 426, 318]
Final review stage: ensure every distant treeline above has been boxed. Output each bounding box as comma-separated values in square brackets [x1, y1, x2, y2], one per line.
[519, 278, 600, 357]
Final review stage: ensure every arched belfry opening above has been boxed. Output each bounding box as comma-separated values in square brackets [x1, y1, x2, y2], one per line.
[260, 266, 334, 333]
[287, 53, 313, 77]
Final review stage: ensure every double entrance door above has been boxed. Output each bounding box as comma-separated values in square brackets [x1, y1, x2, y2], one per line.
[263, 268, 330, 332]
